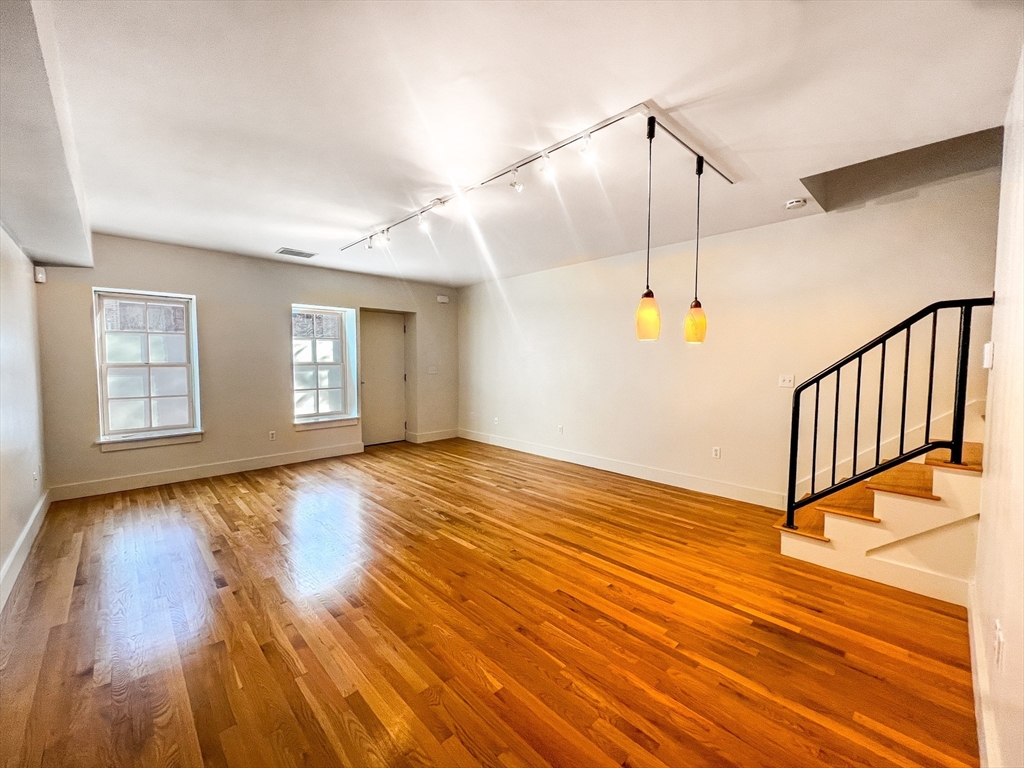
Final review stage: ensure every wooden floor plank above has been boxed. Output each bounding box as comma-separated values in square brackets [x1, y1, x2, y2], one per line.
[0, 439, 977, 767]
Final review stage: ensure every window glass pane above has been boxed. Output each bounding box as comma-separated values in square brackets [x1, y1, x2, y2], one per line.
[148, 303, 185, 332]
[150, 366, 189, 396]
[107, 367, 149, 398]
[106, 333, 148, 363]
[294, 391, 316, 416]
[109, 398, 149, 431]
[104, 300, 146, 331]
[149, 334, 187, 363]
[152, 397, 190, 427]
[318, 365, 342, 389]
[315, 339, 340, 363]
[293, 365, 316, 390]
[292, 312, 314, 338]
[318, 389, 343, 414]
[314, 313, 340, 338]
[293, 339, 314, 364]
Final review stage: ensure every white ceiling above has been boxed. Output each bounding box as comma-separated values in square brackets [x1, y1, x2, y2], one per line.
[48, 0, 1023, 285]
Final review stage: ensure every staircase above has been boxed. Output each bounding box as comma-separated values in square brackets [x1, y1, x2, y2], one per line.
[776, 297, 993, 606]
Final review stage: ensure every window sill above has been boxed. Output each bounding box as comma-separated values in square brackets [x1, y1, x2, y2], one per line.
[97, 431, 203, 452]
[294, 417, 359, 432]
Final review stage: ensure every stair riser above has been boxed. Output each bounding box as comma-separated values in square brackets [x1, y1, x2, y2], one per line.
[780, 533, 970, 605]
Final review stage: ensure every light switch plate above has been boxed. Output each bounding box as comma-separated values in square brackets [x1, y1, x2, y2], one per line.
[779, 374, 795, 388]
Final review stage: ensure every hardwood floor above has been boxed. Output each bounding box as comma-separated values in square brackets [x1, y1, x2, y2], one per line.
[0, 439, 978, 768]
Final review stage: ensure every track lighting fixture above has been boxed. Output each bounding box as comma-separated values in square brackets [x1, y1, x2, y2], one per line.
[684, 156, 707, 344]
[340, 101, 732, 255]
[635, 116, 661, 341]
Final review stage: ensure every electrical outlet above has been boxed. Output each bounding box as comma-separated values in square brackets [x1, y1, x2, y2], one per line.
[712, 447, 721, 459]
[557, 425, 564, 435]
[778, 374, 795, 388]
[269, 430, 277, 441]
[427, 365, 438, 375]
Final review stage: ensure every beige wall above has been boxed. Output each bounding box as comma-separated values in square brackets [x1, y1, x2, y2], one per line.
[458, 168, 1000, 508]
[974, 50, 1023, 768]
[38, 234, 458, 499]
[0, 227, 47, 609]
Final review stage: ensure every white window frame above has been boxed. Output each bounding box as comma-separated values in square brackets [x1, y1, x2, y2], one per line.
[92, 288, 202, 444]
[291, 303, 358, 425]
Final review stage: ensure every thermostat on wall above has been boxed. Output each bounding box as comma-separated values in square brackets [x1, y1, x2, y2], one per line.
[437, 294, 450, 304]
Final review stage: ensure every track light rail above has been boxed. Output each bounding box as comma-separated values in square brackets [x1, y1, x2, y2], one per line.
[339, 100, 734, 253]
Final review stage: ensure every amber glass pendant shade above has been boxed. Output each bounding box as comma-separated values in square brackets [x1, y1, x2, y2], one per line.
[635, 289, 661, 340]
[684, 298, 706, 344]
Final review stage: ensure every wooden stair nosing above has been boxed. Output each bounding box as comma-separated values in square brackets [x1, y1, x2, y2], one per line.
[774, 507, 830, 542]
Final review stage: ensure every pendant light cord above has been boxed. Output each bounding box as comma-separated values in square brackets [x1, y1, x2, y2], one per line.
[694, 155, 703, 301]
[645, 124, 654, 290]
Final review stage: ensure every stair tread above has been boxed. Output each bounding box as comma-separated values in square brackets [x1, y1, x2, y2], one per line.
[865, 462, 940, 500]
[815, 483, 879, 521]
[925, 442, 984, 473]
[774, 506, 829, 541]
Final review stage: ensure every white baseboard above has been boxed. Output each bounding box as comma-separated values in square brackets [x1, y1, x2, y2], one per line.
[406, 429, 459, 444]
[48, 442, 364, 502]
[968, 583, 1002, 768]
[457, 429, 784, 509]
[0, 490, 50, 613]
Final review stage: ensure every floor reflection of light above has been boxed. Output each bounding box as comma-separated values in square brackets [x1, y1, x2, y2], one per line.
[285, 489, 365, 596]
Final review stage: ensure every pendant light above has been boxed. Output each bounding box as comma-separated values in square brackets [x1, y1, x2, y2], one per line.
[684, 155, 707, 344]
[635, 116, 661, 341]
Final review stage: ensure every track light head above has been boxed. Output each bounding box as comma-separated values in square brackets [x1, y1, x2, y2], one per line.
[509, 168, 524, 193]
[540, 153, 555, 182]
[579, 133, 595, 163]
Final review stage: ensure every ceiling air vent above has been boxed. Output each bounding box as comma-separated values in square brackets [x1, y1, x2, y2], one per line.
[276, 247, 317, 259]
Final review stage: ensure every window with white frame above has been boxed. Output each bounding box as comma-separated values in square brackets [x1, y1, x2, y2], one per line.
[291, 304, 357, 423]
[93, 289, 201, 441]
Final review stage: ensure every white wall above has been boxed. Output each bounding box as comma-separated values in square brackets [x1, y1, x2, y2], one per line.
[38, 234, 458, 500]
[973, 50, 1024, 768]
[0, 227, 47, 610]
[458, 168, 1000, 508]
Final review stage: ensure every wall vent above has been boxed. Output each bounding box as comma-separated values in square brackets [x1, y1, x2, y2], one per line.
[276, 247, 317, 259]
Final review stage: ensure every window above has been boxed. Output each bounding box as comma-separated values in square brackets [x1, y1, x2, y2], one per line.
[291, 304, 357, 424]
[93, 289, 201, 442]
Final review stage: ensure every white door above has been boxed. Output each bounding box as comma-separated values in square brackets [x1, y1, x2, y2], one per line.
[360, 311, 407, 445]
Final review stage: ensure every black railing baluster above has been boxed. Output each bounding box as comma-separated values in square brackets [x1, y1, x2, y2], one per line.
[876, 340, 886, 467]
[925, 311, 937, 444]
[899, 326, 911, 454]
[784, 390, 801, 530]
[853, 357, 862, 476]
[831, 370, 840, 486]
[784, 297, 993, 526]
[950, 306, 974, 465]
[811, 381, 820, 495]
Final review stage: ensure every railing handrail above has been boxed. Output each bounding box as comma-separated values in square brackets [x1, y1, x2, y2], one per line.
[794, 296, 994, 396]
[783, 294, 994, 531]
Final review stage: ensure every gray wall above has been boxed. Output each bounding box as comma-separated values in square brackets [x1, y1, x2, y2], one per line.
[0, 227, 46, 608]
[38, 234, 458, 499]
